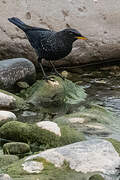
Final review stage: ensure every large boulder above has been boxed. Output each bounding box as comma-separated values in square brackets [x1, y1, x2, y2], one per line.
[0, 0, 120, 66]
[26, 139, 120, 177]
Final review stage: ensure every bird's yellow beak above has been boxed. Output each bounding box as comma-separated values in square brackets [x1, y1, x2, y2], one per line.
[76, 36, 87, 40]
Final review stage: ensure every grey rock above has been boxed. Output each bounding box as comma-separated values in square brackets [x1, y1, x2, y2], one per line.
[26, 139, 120, 175]
[0, 58, 36, 90]
[0, 0, 120, 66]
[0, 174, 13, 180]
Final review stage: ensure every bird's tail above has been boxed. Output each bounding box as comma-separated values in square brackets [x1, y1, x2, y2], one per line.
[8, 17, 29, 32]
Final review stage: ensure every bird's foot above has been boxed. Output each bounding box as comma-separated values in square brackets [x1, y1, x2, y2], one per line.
[53, 71, 65, 80]
[42, 76, 55, 82]
[58, 73, 65, 80]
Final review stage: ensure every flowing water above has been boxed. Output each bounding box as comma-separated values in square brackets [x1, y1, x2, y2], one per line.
[77, 66, 120, 141]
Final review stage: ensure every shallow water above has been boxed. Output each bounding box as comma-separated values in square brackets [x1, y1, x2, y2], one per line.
[73, 65, 120, 141]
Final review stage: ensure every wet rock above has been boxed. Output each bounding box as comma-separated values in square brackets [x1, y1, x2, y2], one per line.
[26, 76, 86, 112]
[3, 142, 30, 155]
[89, 174, 104, 180]
[0, 58, 36, 90]
[22, 161, 44, 173]
[36, 121, 61, 136]
[54, 104, 113, 137]
[0, 154, 19, 167]
[26, 139, 120, 175]
[0, 174, 13, 180]
[21, 111, 37, 117]
[0, 121, 85, 149]
[0, 111, 16, 127]
[0, 90, 28, 110]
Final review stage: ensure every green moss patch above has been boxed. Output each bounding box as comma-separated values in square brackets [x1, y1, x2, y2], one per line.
[107, 138, 120, 156]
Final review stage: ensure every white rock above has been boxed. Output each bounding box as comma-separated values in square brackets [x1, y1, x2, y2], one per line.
[36, 121, 61, 136]
[26, 139, 120, 175]
[0, 111, 16, 121]
[22, 161, 44, 173]
[0, 92, 15, 107]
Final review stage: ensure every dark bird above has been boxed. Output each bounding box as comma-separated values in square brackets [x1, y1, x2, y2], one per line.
[8, 17, 87, 80]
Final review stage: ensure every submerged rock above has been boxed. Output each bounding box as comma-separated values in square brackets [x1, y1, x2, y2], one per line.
[0, 111, 16, 127]
[26, 139, 120, 175]
[0, 90, 28, 110]
[0, 58, 36, 90]
[54, 104, 113, 137]
[3, 142, 30, 155]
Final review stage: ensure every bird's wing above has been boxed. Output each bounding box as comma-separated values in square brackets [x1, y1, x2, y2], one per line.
[25, 29, 54, 57]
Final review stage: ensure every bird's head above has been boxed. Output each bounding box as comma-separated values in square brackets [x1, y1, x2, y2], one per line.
[60, 28, 87, 42]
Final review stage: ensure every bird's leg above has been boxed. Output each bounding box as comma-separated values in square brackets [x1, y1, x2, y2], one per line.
[38, 58, 54, 81]
[49, 60, 65, 80]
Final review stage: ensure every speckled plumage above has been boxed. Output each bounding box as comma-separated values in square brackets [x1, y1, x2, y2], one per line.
[8, 17, 86, 79]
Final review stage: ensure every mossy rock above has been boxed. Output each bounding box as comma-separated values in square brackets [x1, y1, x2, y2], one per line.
[0, 155, 19, 168]
[107, 138, 120, 156]
[3, 142, 30, 155]
[21, 76, 86, 112]
[89, 174, 104, 180]
[0, 121, 85, 150]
